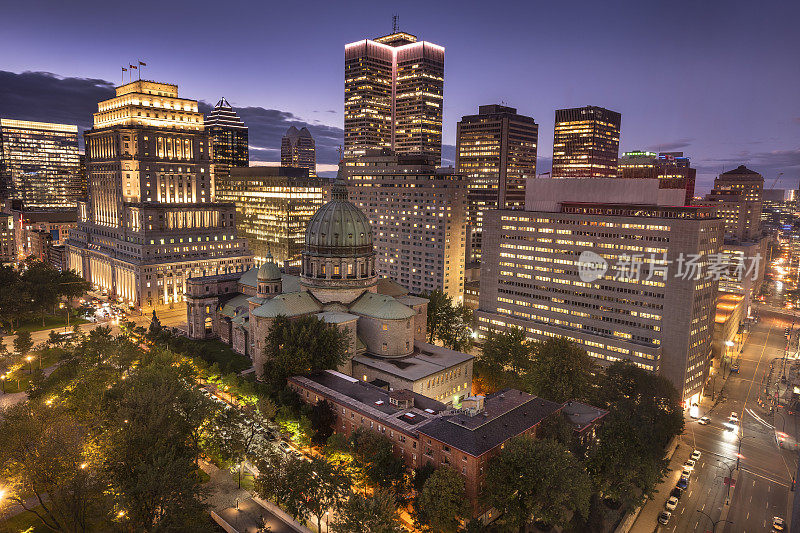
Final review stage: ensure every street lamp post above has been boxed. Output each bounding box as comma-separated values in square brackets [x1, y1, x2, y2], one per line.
[696, 509, 733, 532]
[717, 459, 736, 499]
[26, 355, 33, 374]
[736, 434, 756, 470]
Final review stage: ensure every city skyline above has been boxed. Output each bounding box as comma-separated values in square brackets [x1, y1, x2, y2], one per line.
[0, 0, 797, 191]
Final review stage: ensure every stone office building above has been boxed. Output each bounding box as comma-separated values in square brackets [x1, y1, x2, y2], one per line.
[66, 80, 252, 309]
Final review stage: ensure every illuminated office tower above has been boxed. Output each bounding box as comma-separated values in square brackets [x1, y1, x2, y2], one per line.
[0, 119, 82, 208]
[346, 151, 467, 300]
[695, 165, 763, 242]
[281, 126, 316, 176]
[476, 178, 723, 403]
[456, 104, 538, 264]
[66, 80, 252, 309]
[216, 166, 325, 267]
[551, 106, 621, 178]
[619, 150, 696, 204]
[205, 97, 249, 180]
[344, 31, 444, 164]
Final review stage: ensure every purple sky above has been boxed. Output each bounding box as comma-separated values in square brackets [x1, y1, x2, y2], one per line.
[1, 0, 798, 191]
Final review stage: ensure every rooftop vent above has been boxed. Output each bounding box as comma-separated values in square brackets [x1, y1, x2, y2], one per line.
[374, 400, 384, 406]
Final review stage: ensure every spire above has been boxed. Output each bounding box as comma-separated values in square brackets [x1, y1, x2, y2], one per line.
[331, 162, 348, 200]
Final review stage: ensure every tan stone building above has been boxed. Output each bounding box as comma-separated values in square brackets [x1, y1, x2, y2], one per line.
[187, 173, 474, 405]
[346, 151, 467, 301]
[66, 80, 252, 309]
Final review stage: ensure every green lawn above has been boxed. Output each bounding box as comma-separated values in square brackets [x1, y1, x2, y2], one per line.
[14, 314, 89, 334]
[1, 351, 62, 393]
[165, 335, 251, 374]
[0, 507, 49, 533]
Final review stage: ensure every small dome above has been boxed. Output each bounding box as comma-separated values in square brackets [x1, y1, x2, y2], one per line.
[257, 253, 281, 281]
[304, 179, 373, 256]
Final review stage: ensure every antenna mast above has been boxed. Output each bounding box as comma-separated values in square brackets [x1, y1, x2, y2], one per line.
[392, 15, 399, 33]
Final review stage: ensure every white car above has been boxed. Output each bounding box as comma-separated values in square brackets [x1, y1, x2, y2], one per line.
[665, 496, 678, 511]
[691, 450, 701, 461]
[658, 511, 672, 525]
[698, 416, 710, 425]
[730, 411, 739, 421]
[681, 468, 692, 478]
[683, 459, 696, 470]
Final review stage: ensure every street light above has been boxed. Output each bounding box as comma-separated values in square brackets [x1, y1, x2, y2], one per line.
[736, 434, 756, 470]
[697, 509, 733, 532]
[716, 459, 736, 499]
[25, 355, 33, 374]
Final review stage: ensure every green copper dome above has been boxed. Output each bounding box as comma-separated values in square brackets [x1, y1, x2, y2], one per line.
[304, 179, 373, 257]
[257, 252, 281, 281]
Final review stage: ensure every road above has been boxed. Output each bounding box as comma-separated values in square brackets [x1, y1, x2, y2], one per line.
[637, 313, 795, 533]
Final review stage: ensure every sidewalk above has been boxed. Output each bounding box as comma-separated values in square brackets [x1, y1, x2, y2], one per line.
[629, 440, 682, 533]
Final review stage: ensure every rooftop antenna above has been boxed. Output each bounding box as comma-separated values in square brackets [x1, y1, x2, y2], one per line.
[337, 145, 344, 161]
[392, 15, 399, 33]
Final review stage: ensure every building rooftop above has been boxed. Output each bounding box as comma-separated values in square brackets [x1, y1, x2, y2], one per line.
[418, 389, 562, 457]
[349, 292, 415, 320]
[354, 341, 473, 383]
[560, 400, 609, 432]
[720, 165, 762, 178]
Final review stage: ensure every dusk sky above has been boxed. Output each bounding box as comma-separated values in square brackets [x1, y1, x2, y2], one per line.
[1, 0, 798, 190]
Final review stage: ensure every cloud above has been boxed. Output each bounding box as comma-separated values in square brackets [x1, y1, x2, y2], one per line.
[693, 148, 800, 193]
[0, 70, 344, 164]
[645, 138, 694, 152]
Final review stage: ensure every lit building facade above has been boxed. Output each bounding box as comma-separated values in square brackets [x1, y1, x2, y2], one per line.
[215, 166, 325, 267]
[344, 31, 444, 164]
[66, 80, 252, 309]
[346, 151, 467, 300]
[0, 119, 82, 209]
[619, 150, 697, 205]
[476, 178, 724, 403]
[695, 165, 763, 242]
[552, 106, 621, 178]
[205, 97, 249, 181]
[0, 212, 15, 265]
[456, 104, 538, 265]
[281, 126, 316, 176]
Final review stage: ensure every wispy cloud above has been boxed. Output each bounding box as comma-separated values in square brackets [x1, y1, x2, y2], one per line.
[645, 138, 694, 152]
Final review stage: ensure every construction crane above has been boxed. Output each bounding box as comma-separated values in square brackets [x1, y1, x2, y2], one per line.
[769, 172, 785, 189]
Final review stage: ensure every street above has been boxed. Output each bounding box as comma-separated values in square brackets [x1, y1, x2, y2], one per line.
[635, 312, 796, 533]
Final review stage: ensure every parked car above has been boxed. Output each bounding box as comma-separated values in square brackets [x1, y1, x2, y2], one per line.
[658, 511, 672, 525]
[684, 459, 696, 470]
[279, 441, 292, 454]
[676, 476, 689, 490]
[665, 496, 679, 511]
[773, 516, 786, 531]
[681, 468, 692, 478]
[691, 450, 702, 461]
[670, 487, 683, 500]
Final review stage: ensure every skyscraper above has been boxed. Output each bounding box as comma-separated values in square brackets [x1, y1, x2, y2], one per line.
[215, 166, 325, 267]
[344, 31, 444, 163]
[205, 97, 249, 180]
[66, 80, 252, 309]
[618, 151, 697, 204]
[476, 178, 723, 403]
[551, 106, 621, 178]
[456, 104, 538, 264]
[281, 126, 316, 176]
[695, 165, 763, 242]
[346, 151, 467, 300]
[0, 119, 82, 209]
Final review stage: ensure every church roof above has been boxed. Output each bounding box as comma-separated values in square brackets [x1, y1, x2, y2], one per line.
[304, 179, 373, 255]
[376, 278, 409, 297]
[257, 253, 281, 281]
[219, 294, 251, 318]
[720, 165, 761, 178]
[349, 292, 415, 320]
[251, 291, 322, 318]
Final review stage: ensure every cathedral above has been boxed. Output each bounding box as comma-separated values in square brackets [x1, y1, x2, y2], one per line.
[186, 176, 473, 405]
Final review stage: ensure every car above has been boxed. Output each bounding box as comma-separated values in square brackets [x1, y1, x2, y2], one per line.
[730, 364, 740, 373]
[681, 468, 692, 478]
[279, 441, 292, 453]
[698, 416, 710, 425]
[730, 411, 739, 420]
[670, 487, 683, 500]
[292, 450, 304, 460]
[676, 476, 689, 490]
[691, 450, 701, 461]
[658, 511, 672, 525]
[773, 516, 786, 531]
[665, 496, 679, 511]
[684, 459, 696, 470]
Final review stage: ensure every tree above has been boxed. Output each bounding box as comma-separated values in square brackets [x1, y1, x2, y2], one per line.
[538, 411, 575, 449]
[482, 326, 534, 376]
[310, 399, 337, 444]
[350, 427, 406, 491]
[255, 453, 350, 533]
[262, 315, 349, 393]
[414, 465, 470, 533]
[527, 337, 595, 403]
[484, 436, 591, 531]
[0, 265, 25, 330]
[333, 490, 403, 533]
[0, 402, 110, 533]
[147, 309, 163, 341]
[424, 289, 451, 343]
[56, 269, 91, 307]
[20, 259, 62, 326]
[210, 404, 269, 488]
[412, 461, 436, 493]
[423, 290, 474, 350]
[14, 330, 33, 356]
[102, 357, 209, 530]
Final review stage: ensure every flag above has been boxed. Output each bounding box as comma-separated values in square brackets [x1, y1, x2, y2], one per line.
[129, 64, 138, 69]
[139, 61, 147, 66]
[122, 67, 127, 71]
